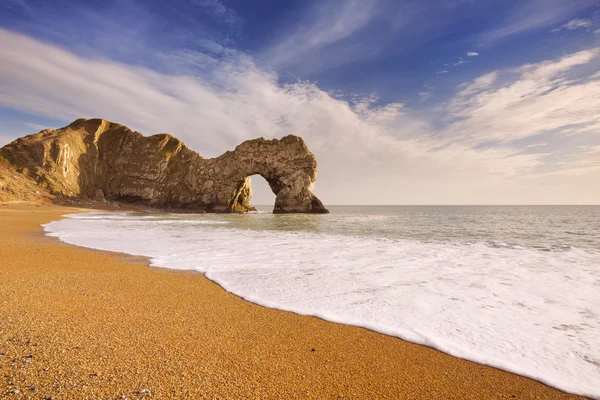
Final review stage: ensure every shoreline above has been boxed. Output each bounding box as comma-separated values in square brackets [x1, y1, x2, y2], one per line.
[0, 203, 588, 399]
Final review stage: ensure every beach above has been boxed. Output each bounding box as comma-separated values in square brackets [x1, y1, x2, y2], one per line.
[0, 203, 587, 399]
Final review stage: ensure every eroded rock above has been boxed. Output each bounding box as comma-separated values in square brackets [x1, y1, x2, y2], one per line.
[0, 157, 53, 203]
[0, 118, 328, 213]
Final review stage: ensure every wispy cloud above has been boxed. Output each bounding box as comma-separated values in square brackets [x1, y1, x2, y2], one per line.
[466, 52, 479, 57]
[21, 121, 52, 131]
[1, 0, 30, 11]
[418, 91, 433, 103]
[560, 18, 593, 30]
[190, 0, 243, 34]
[545, 145, 600, 176]
[259, 0, 379, 72]
[551, 18, 595, 32]
[454, 71, 498, 98]
[258, 0, 477, 76]
[480, 0, 598, 43]
[444, 49, 600, 149]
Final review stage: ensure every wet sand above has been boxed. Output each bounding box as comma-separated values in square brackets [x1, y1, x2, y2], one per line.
[0, 203, 587, 399]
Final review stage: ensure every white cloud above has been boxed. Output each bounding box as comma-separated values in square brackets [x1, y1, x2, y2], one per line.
[455, 71, 498, 98]
[437, 70, 449, 74]
[1, 0, 30, 12]
[481, 0, 597, 42]
[467, 52, 479, 57]
[255, 0, 456, 76]
[560, 18, 593, 30]
[518, 49, 597, 79]
[190, 0, 243, 32]
[1, 28, 600, 204]
[443, 49, 600, 150]
[543, 145, 600, 176]
[21, 121, 53, 131]
[260, 0, 379, 72]
[418, 91, 432, 103]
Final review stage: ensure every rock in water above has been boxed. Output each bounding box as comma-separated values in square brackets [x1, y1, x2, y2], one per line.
[0, 118, 328, 213]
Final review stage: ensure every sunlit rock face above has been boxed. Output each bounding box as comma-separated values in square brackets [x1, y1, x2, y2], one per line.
[0, 157, 53, 203]
[0, 118, 328, 213]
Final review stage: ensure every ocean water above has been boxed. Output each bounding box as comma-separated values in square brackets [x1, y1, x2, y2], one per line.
[43, 206, 600, 398]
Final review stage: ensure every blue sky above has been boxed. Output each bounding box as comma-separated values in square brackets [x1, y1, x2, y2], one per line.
[1, 0, 600, 204]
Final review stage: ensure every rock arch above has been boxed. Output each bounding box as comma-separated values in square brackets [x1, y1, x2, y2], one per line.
[205, 135, 328, 213]
[0, 118, 329, 214]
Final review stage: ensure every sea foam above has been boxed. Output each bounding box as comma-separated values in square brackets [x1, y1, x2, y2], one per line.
[43, 212, 600, 398]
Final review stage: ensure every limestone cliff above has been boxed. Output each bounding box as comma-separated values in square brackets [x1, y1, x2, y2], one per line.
[0, 118, 328, 213]
[0, 157, 53, 203]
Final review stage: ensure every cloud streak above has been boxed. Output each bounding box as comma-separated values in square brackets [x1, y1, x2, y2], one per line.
[259, 0, 380, 73]
[560, 18, 593, 30]
[444, 49, 600, 146]
[480, 0, 598, 43]
[190, 0, 243, 34]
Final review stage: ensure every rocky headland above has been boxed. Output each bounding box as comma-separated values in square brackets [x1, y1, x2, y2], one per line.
[0, 118, 328, 213]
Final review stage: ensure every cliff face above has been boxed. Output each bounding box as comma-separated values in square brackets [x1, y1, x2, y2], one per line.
[0, 118, 328, 213]
[0, 157, 53, 203]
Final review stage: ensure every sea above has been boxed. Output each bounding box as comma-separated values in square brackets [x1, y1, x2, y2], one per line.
[43, 205, 600, 398]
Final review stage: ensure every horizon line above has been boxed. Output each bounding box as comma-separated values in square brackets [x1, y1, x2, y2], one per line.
[250, 204, 600, 207]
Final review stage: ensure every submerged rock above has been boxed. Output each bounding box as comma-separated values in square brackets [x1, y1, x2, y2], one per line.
[0, 118, 328, 213]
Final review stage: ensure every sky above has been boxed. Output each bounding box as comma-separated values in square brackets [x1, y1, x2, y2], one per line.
[1, 0, 600, 205]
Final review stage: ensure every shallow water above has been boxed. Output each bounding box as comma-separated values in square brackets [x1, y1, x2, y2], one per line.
[44, 206, 600, 398]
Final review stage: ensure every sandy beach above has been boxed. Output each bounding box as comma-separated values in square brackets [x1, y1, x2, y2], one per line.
[0, 203, 587, 399]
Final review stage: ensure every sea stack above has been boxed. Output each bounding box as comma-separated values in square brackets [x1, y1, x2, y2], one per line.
[0, 118, 329, 213]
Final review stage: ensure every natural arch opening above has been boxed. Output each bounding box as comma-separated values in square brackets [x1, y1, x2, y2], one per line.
[228, 169, 329, 214]
[222, 135, 328, 214]
[248, 174, 275, 211]
[228, 173, 277, 213]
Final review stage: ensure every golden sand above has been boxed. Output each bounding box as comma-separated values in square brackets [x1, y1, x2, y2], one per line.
[0, 203, 586, 399]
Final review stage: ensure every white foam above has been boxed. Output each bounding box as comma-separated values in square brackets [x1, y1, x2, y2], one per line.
[43, 213, 600, 398]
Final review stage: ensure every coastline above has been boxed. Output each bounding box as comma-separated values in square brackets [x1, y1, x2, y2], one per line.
[0, 203, 588, 399]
